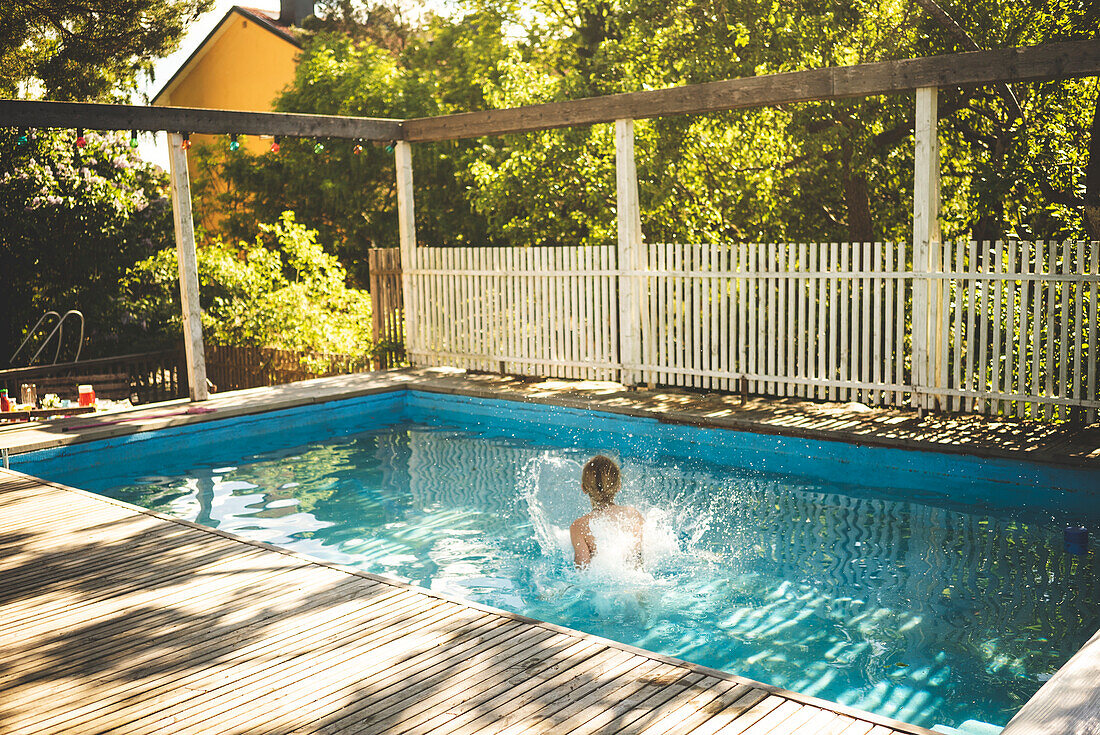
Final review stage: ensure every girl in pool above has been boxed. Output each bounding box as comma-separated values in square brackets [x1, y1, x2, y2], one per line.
[570, 455, 644, 569]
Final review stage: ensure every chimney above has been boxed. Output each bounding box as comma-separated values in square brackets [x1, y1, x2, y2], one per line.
[279, 0, 314, 26]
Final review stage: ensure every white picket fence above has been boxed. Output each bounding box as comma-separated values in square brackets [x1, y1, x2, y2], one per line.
[401, 240, 1099, 422]
[407, 245, 621, 381]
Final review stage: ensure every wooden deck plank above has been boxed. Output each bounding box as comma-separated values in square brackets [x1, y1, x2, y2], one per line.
[725, 700, 805, 735]
[2, 541, 278, 631]
[155, 609, 503, 735]
[305, 631, 582, 735]
[269, 623, 557, 735]
[105, 601, 473, 735]
[354, 638, 607, 735]
[2, 541, 337, 628]
[627, 680, 749, 735]
[31, 601, 458, 735]
[652, 684, 768, 735]
[1, 536, 240, 615]
[704, 695, 788, 735]
[575, 671, 708, 735]
[535, 667, 693, 735]
[836, 721, 877, 735]
[2, 522, 213, 580]
[351, 639, 608, 735]
[472, 649, 644, 735]
[805, 714, 858, 735]
[598, 673, 726, 735]
[10, 587, 420, 727]
[0, 469, 939, 735]
[226, 623, 572, 735]
[764, 705, 828, 734]
[511, 657, 671, 734]
[538, 664, 690, 735]
[11, 583, 417, 734]
[1, 572, 391, 699]
[1001, 623, 1100, 735]
[1, 560, 325, 680]
[4, 580, 402, 697]
[598, 677, 726, 735]
[3, 544, 293, 644]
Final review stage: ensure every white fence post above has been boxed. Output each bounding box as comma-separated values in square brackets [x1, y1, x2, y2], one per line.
[395, 140, 418, 365]
[166, 131, 208, 401]
[615, 119, 644, 386]
[913, 87, 942, 411]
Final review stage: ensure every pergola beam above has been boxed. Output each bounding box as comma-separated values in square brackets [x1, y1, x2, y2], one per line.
[0, 100, 403, 141]
[402, 39, 1100, 141]
[1, 40, 1095, 144]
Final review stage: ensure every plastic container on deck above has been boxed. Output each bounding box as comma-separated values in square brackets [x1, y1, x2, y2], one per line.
[78, 385, 96, 407]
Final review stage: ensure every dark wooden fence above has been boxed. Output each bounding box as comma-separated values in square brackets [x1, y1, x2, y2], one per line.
[205, 344, 373, 392]
[368, 248, 406, 369]
[0, 347, 186, 404]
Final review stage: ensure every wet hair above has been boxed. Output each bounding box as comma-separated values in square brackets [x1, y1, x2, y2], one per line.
[581, 455, 621, 505]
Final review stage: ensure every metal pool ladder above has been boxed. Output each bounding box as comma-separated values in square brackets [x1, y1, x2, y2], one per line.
[9, 309, 84, 367]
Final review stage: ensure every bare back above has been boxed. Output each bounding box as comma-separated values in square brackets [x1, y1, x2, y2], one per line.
[570, 504, 644, 569]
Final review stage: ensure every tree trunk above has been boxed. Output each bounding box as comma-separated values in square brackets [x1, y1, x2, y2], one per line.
[843, 170, 873, 242]
[972, 206, 1003, 243]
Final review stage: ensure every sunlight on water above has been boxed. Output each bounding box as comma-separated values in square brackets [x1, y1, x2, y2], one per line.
[85, 422, 1099, 731]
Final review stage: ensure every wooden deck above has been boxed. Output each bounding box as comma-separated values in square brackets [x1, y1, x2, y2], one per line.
[0, 469, 936, 735]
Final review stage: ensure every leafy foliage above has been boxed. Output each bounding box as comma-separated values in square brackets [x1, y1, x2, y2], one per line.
[201, 0, 1097, 258]
[193, 18, 509, 285]
[0, 0, 212, 101]
[0, 129, 174, 361]
[120, 212, 372, 354]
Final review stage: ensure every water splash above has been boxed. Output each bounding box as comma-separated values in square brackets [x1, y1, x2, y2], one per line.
[517, 453, 717, 577]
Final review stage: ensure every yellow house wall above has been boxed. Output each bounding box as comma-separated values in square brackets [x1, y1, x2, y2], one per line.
[158, 12, 299, 180]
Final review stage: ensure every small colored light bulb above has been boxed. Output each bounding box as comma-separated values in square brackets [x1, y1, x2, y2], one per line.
[384, 141, 395, 154]
[130, 130, 139, 148]
[181, 133, 192, 150]
[75, 129, 86, 148]
[229, 134, 240, 151]
[353, 140, 364, 155]
[270, 136, 281, 154]
[313, 140, 325, 154]
[16, 131, 29, 147]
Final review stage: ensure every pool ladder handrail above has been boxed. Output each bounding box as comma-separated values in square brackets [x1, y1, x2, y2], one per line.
[9, 309, 84, 367]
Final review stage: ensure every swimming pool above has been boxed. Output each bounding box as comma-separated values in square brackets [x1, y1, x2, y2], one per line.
[13, 390, 1100, 731]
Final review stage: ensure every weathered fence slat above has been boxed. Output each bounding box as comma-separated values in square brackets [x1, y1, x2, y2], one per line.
[388, 240, 1096, 421]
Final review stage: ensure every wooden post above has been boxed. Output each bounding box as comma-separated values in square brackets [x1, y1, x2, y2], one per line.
[395, 140, 418, 365]
[166, 131, 208, 401]
[912, 87, 941, 412]
[615, 119, 643, 386]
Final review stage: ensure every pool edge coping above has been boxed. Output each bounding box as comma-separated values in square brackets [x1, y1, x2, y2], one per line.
[2, 368, 1098, 475]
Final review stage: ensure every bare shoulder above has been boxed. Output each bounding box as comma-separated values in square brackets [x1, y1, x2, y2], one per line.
[570, 514, 591, 537]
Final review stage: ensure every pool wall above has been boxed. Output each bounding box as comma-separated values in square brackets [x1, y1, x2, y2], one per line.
[12, 388, 1099, 518]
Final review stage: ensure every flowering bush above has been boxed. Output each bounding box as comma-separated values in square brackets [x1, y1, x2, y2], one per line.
[120, 212, 372, 355]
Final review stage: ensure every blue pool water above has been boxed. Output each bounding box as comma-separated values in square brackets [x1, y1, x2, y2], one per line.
[14, 390, 1100, 730]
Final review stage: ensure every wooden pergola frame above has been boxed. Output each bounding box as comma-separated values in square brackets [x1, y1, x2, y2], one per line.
[2, 39, 1098, 401]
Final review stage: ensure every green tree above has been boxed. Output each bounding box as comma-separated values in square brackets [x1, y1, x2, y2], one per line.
[120, 212, 373, 354]
[0, 129, 175, 362]
[207, 0, 1097, 256]
[0, 0, 212, 101]
[192, 7, 512, 284]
